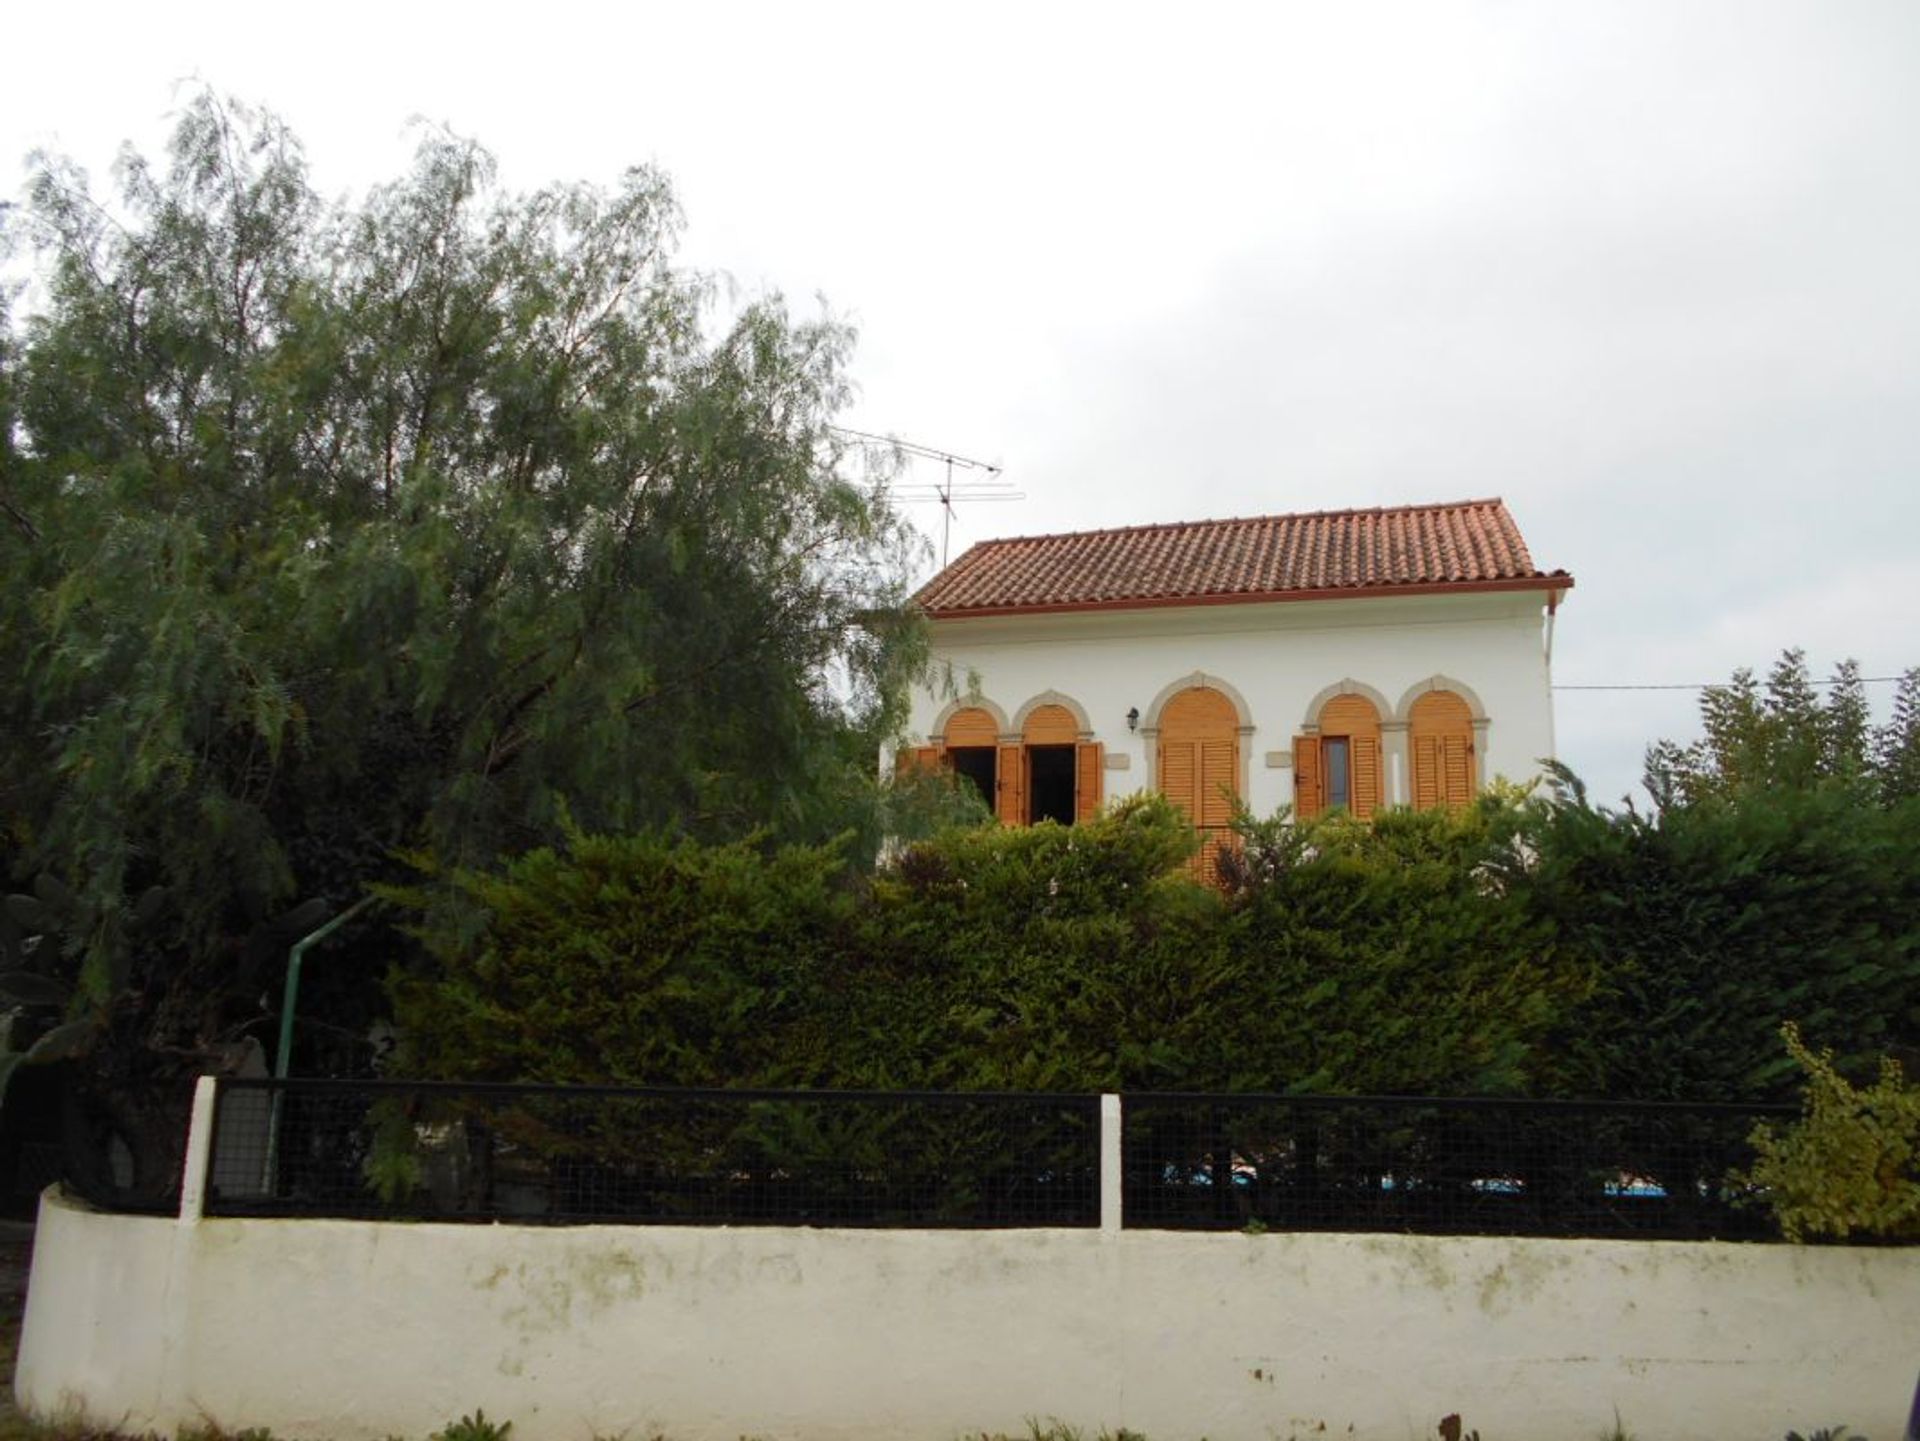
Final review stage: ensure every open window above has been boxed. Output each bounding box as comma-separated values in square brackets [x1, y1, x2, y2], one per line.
[896, 705, 1002, 815]
[903, 700, 1102, 827]
[1014, 702, 1102, 826]
[1295, 692, 1382, 820]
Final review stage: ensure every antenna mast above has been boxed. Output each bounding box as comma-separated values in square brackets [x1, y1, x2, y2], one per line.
[831, 427, 1021, 567]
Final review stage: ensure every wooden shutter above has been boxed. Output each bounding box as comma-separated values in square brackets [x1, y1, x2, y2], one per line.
[1075, 741, 1103, 823]
[944, 707, 1000, 748]
[896, 745, 943, 777]
[1022, 704, 1078, 746]
[1410, 690, 1476, 812]
[1198, 740, 1237, 829]
[996, 742, 1025, 825]
[1160, 739, 1196, 820]
[1198, 738, 1238, 882]
[1159, 687, 1240, 884]
[1413, 734, 1441, 809]
[1351, 735, 1381, 819]
[1293, 736, 1323, 819]
[1443, 735, 1475, 810]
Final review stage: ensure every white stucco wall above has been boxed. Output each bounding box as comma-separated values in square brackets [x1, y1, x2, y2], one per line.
[20, 1185, 1918, 1441]
[899, 590, 1562, 815]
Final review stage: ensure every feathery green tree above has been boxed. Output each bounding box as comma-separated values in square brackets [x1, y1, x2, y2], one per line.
[1643, 650, 1920, 807]
[0, 95, 924, 1187]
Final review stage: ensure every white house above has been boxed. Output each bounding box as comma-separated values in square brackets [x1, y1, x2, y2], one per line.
[893, 498, 1572, 867]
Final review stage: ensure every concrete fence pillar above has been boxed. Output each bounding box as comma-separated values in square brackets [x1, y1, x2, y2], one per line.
[178, 1074, 218, 1224]
[1099, 1093, 1121, 1233]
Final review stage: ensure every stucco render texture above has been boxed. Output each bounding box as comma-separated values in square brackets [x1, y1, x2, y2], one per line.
[18, 1186, 1920, 1441]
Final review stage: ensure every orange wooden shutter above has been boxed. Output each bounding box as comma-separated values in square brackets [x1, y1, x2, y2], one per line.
[896, 745, 942, 777]
[1410, 691, 1474, 812]
[1413, 735, 1440, 809]
[1199, 740, 1236, 829]
[1293, 736, 1323, 818]
[1443, 735, 1475, 810]
[1352, 735, 1381, 818]
[1160, 739, 1196, 816]
[1075, 741, 1103, 823]
[996, 742, 1025, 825]
[1022, 705, 1078, 746]
[1198, 738, 1238, 881]
[944, 707, 999, 748]
[1162, 738, 1199, 884]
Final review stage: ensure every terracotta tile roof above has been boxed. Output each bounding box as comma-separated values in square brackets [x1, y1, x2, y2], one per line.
[913, 498, 1571, 617]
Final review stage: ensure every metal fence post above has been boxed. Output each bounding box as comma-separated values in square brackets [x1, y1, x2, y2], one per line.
[1100, 1093, 1122, 1233]
[178, 1075, 219, 1223]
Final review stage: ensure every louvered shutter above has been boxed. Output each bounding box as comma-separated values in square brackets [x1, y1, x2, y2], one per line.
[1443, 735, 1475, 810]
[996, 742, 1025, 825]
[896, 745, 943, 777]
[1293, 736, 1323, 819]
[1160, 739, 1196, 819]
[1075, 741, 1104, 823]
[1410, 691, 1475, 812]
[1199, 740, 1236, 829]
[1199, 738, 1239, 881]
[1352, 735, 1381, 819]
[1413, 735, 1440, 809]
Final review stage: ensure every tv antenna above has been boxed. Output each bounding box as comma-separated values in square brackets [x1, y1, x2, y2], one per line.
[832, 426, 1022, 567]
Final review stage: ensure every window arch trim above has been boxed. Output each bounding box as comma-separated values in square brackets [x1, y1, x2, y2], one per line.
[927, 694, 1012, 742]
[1010, 689, 1094, 741]
[1391, 674, 1490, 725]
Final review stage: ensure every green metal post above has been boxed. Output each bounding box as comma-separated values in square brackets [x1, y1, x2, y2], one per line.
[264, 895, 377, 1192]
[274, 894, 377, 1079]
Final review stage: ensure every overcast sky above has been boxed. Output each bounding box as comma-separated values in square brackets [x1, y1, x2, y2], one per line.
[6, 1, 1917, 804]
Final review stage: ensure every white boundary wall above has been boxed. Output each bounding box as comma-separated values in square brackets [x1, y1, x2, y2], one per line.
[18, 1183, 1920, 1441]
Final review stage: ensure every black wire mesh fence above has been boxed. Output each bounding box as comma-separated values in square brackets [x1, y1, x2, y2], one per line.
[1122, 1093, 1797, 1240]
[205, 1079, 1103, 1227]
[160, 1080, 1806, 1238]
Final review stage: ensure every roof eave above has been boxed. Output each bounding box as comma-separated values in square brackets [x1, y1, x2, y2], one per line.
[921, 574, 1575, 622]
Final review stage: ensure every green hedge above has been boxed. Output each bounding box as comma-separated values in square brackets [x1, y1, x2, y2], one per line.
[1521, 778, 1920, 1102]
[389, 784, 1920, 1102]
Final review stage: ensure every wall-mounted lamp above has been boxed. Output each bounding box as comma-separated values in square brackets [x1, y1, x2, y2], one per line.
[1126, 706, 1140, 733]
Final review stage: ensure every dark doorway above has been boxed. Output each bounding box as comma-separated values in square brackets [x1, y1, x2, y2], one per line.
[1027, 745, 1075, 825]
[949, 746, 997, 813]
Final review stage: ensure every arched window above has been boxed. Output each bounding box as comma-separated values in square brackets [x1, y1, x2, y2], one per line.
[941, 705, 1001, 813]
[897, 704, 1002, 814]
[1012, 703, 1102, 827]
[1157, 685, 1240, 878]
[1295, 693, 1383, 819]
[1410, 690, 1477, 811]
[905, 700, 1104, 826]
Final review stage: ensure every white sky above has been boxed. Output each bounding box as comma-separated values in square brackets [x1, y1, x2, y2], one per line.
[6, 1, 1917, 805]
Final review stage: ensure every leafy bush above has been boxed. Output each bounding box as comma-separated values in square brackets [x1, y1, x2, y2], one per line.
[1744, 1023, 1920, 1243]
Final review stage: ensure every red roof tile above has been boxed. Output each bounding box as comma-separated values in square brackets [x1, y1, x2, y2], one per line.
[913, 499, 1570, 617]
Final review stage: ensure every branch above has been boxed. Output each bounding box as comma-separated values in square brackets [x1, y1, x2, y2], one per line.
[0, 491, 39, 543]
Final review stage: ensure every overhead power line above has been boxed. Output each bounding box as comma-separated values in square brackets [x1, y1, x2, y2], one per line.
[1555, 676, 1907, 693]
